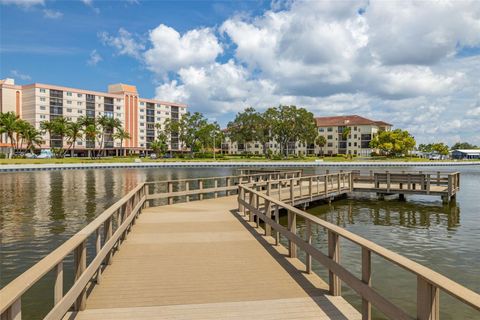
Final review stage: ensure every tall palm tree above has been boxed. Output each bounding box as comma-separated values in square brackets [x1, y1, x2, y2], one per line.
[84, 123, 100, 158]
[40, 120, 56, 148]
[113, 127, 130, 156]
[96, 115, 112, 156]
[0, 112, 19, 158]
[14, 119, 30, 150]
[66, 120, 83, 157]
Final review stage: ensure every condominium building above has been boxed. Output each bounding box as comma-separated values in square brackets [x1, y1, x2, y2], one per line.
[222, 115, 392, 157]
[315, 115, 392, 156]
[0, 78, 187, 154]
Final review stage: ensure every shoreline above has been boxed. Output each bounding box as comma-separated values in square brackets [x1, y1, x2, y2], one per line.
[0, 161, 479, 172]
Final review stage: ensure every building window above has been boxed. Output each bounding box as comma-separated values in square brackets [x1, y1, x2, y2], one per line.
[78, 110, 83, 114]
[40, 97, 46, 102]
[66, 92, 72, 96]
[77, 93, 83, 98]
[40, 115, 46, 119]
[319, 128, 324, 132]
[327, 127, 333, 132]
[66, 108, 72, 112]
[140, 109, 144, 112]
[140, 102, 145, 106]
[166, 112, 170, 115]
[140, 115, 145, 119]
[40, 106, 46, 110]
[140, 129, 144, 133]
[354, 126, 357, 131]
[140, 122, 145, 126]
[77, 102, 83, 106]
[354, 142, 357, 147]
[67, 100, 72, 104]
[327, 143, 333, 147]
[156, 117, 161, 121]
[327, 135, 333, 139]
[39, 88, 46, 93]
[157, 111, 161, 114]
[116, 106, 121, 110]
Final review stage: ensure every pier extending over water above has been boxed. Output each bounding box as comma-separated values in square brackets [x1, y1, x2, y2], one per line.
[0, 170, 477, 320]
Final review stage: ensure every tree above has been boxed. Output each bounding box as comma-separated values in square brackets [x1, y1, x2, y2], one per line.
[315, 135, 326, 156]
[113, 127, 131, 156]
[264, 105, 317, 157]
[66, 120, 83, 157]
[14, 119, 30, 150]
[227, 107, 270, 155]
[370, 129, 416, 156]
[451, 142, 478, 150]
[0, 112, 20, 158]
[84, 123, 100, 158]
[418, 143, 449, 155]
[50, 117, 69, 157]
[165, 112, 209, 157]
[22, 126, 44, 152]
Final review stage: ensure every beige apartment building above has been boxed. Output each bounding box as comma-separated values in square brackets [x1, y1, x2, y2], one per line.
[222, 115, 392, 157]
[0, 78, 187, 154]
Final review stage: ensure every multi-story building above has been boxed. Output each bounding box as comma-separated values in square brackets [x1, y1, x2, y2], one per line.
[0, 78, 187, 154]
[222, 115, 392, 157]
[315, 115, 392, 156]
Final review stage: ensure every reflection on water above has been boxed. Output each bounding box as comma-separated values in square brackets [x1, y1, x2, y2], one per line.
[0, 166, 479, 319]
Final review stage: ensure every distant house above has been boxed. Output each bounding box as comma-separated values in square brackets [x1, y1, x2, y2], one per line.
[450, 149, 480, 160]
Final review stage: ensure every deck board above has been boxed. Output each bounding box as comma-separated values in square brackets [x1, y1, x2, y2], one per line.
[68, 196, 360, 320]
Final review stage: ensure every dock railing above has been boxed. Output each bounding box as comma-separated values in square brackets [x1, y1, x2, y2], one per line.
[237, 183, 480, 320]
[0, 183, 148, 320]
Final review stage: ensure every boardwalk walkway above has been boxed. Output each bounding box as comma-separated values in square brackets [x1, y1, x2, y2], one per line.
[67, 196, 360, 320]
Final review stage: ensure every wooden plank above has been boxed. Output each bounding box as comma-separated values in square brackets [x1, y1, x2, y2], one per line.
[74, 241, 87, 311]
[362, 248, 371, 320]
[54, 262, 63, 305]
[417, 276, 439, 320]
[328, 231, 341, 296]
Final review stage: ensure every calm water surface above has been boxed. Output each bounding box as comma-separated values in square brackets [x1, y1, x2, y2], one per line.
[0, 166, 479, 319]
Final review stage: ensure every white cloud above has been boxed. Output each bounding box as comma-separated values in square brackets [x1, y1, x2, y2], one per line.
[10, 70, 31, 81]
[99, 28, 145, 59]
[81, 0, 100, 14]
[144, 25, 223, 76]
[87, 49, 102, 66]
[99, 0, 480, 145]
[43, 9, 62, 19]
[0, 0, 44, 7]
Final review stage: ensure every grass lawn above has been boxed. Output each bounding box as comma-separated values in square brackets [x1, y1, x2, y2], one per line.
[0, 155, 473, 165]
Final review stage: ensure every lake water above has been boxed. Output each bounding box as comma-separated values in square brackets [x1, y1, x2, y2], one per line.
[0, 165, 479, 319]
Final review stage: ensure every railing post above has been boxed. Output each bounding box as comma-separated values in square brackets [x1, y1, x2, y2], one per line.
[267, 181, 271, 196]
[306, 220, 312, 273]
[265, 199, 272, 236]
[287, 210, 297, 258]
[290, 180, 294, 206]
[167, 181, 173, 205]
[54, 261, 63, 305]
[386, 171, 391, 192]
[275, 204, 280, 246]
[199, 180, 204, 200]
[362, 247, 371, 320]
[417, 276, 439, 320]
[309, 177, 313, 200]
[214, 179, 218, 199]
[104, 216, 113, 265]
[328, 230, 341, 296]
[238, 186, 244, 215]
[250, 190, 256, 223]
[426, 174, 431, 195]
[95, 228, 102, 284]
[3, 299, 21, 320]
[186, 181, 190, 202]
[226, 177, 231, 196]
[349, 172, 354, 192]
[448, 174, 453, 197]
[324, 175, 328, 196]
[74, 241, 87, 311]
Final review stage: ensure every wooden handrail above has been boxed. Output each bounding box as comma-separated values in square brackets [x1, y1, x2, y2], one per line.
[0, 183, 147, 319]
[238, 184, 480, 318]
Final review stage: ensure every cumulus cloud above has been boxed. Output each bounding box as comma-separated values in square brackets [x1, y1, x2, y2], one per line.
[99, 28, 145, 59]
[87, 49, 102, 66]
[43, 9, 62, 19]
[144, 25, 223, 76]
[81, 0, 100, 14]
[99, 0, 480, 145]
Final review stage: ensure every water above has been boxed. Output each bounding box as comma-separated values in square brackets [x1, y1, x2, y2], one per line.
[0, 166, 479, 319]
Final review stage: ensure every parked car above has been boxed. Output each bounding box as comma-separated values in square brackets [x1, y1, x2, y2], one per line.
[162, 153, 173, 158]
[150, 153, 157, 159]
[25, 152, 37, 159]
[139, 153, 146, 158]
[37, 149, 53, 159]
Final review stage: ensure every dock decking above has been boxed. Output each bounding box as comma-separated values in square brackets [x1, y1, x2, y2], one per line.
[68, 196, 360, 319]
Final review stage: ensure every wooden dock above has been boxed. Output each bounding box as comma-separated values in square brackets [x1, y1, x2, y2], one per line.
[1, 170, 477, 320]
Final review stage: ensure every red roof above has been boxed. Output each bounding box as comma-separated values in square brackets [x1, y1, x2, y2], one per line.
[315, 115, 392, 127]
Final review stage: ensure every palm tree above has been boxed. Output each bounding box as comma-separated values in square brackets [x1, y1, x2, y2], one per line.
[51, 117, 69, 157]
[40, 120, 56, 148]
[66, 120, 83, 157]
[96, 115, 114, 156]
[14, 119, 30, 150]
[113, 127, 130, 156]
[315, 135, 326, 156]
[23, 126, 44, 152]
[0, 112, 19, 158]
[84, 123, 100, 158]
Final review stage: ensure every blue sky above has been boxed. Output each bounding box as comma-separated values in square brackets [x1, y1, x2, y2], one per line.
[1, 0, 480, 145]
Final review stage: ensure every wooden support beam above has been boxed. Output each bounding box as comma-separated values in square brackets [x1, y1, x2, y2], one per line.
[74, 241, 87, 311]
[306, 220, 312, 274]
[95, 229, 102, 284]
[362, 248, 371, 320]
[417, 276, 440, 320]
[288, 210, 297, 258]
[104, 217, 113, 265]
[328, 230, 341, 296]
[54, 262, 63, 305]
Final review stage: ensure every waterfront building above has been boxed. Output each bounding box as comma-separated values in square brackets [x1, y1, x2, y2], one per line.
[0, 78, 187, 154]
[222, 115, 392, 157]
[451, 149, 480, 159]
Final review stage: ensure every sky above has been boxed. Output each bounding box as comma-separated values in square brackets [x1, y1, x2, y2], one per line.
[1, 0, 480, 145]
